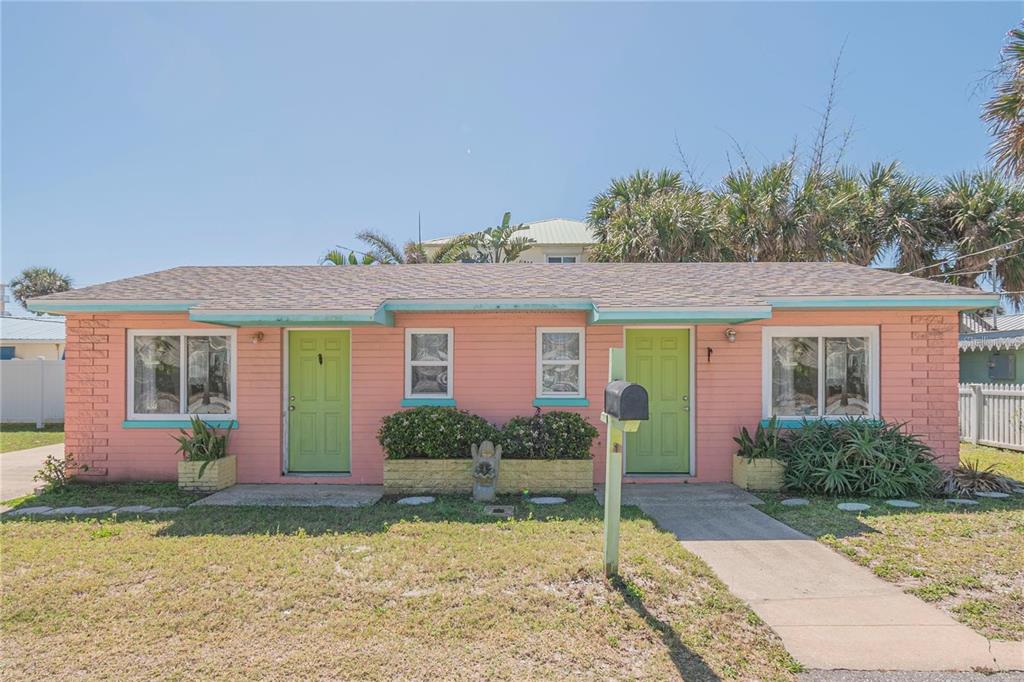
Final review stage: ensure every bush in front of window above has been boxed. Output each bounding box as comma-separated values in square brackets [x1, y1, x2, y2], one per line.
[498, 409, 598, 460]
[779, 419, 941, 498]
[379, 407, 500, 459]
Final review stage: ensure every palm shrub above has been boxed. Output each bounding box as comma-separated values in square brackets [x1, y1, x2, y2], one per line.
[172, 417, 232, 477]
[780, 419, 940, 498]
[499, 410, 598, 460]
[378, 407, 500, 459]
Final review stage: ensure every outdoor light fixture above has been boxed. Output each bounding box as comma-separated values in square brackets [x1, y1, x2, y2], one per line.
[250, 331, 265, 344]
[724, 328, 737, 343]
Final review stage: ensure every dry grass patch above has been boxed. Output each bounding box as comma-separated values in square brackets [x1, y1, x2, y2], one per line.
[2, 495, 798, 680]
[760, 494, 1024, 641]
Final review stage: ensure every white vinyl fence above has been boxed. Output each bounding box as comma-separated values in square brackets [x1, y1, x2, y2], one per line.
[0, 359, 65, 426]
[959, 382, 1024, 451]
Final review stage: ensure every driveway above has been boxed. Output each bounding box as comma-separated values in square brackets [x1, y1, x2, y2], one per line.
[599, 483, 1022, 672]
[1, 443, 61, 502]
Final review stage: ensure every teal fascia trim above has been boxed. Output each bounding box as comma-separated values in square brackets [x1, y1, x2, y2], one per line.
[761, 417, 884, 429]
[28, 302, 193, 314]
[589, 308, 773, 325]
[382, 299, 594, 313]
[767, 296, 999, 310]
[122, 419, 238, 429]
[532, 397, 590, 407]
[188, 311, 392, 327]
[400, 398, 457, 407]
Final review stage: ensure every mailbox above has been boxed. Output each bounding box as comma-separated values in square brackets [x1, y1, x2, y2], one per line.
[603, 381, 649, 421]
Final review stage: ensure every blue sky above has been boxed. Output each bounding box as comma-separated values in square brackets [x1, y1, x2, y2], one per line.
[2, 2, 1019, 311]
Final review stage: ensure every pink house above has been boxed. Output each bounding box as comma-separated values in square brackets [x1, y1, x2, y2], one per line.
[28, 262, 994, 486]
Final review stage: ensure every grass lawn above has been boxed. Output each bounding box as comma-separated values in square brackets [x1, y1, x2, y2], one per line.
[0, 423, 64, 454]
[1, 491, 799, 680]
[2, 481, 202, 510]
[960, 442, 1024, 482]
[760, 491, 1024, 641]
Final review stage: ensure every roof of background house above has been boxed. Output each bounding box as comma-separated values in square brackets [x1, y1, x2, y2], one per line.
[29, 262, 993, 314]
[960, 311, 1024, 334]
[423, 218, 595, 246]
[0, 315, 66, 342]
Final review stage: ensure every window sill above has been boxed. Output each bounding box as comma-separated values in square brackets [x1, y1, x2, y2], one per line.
[122, 419, 238, 429]
[532, 397, 589, 408]
[761, 417, 883, 429]
[400, 398, 456, 408]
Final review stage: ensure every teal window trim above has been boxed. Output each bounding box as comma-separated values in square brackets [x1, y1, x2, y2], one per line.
[532, 397, 590, 407]
[400, 398, 456, 408]
[122, 419, 238, 429]
[761, 417, 884, 429]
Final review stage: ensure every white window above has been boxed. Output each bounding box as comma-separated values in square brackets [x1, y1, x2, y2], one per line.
[405, 329, 453, 398]
[988, 352, 1016, 381]
[537, 328, 585, 397]
[546, 255, 578, 264]
[762, 326, 879, 419]
[127, 330, 236, 420]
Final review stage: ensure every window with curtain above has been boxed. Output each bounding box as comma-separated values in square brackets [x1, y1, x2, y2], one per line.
[405, 330, 452, 398]
[537, 328, 584, 397]
[129, 331, 233, 418]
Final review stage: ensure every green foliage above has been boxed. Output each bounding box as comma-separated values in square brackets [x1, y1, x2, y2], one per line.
[378, 407, 500, 459]
[983, 23, 1024, 178]
[779, 419, 940, 498]
[939, 460, 1016, 498]
[733, 417, 785, 462]
[320, 248, 375, 265]
[498, 410, 599, 460]
[9, 266, 72, 311]
[172, 417, 232, 478]
[466, 212, 536, 263]
[33, 452, 82, 491]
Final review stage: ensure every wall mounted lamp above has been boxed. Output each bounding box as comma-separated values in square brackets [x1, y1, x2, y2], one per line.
[724, 328, 737, 343]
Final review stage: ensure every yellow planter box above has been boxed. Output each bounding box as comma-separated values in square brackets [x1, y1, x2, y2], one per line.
[178, 454, 237, 492]
[732, 455, 785, 491]
[383, 459, 593, 495]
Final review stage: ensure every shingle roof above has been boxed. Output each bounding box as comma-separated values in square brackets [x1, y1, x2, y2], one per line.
[31, 262, 990, 312]
[423, 218, 595, 246]
[0, 315, 66, 341]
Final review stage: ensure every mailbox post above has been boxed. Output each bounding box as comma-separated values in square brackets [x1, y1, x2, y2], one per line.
[600, 379, 649, 577]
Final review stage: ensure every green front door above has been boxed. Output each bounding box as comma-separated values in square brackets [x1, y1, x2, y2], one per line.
[288, 331, 350, 473]
[625, 329, 690, 474]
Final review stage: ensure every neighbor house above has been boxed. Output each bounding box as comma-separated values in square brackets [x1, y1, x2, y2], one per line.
[422, 218, 595, 263]
[959, 312, 1024, 384]
[28, 262, 993, 486]
[0, 315, 66, 361]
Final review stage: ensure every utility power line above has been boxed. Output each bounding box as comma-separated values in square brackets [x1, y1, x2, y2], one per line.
[906, 236, 1024, 275]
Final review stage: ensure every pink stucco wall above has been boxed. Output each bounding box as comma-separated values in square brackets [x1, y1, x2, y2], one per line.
[64, 308, 959, 485]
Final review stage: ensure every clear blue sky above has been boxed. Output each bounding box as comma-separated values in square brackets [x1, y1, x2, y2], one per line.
[2, 2, 1019, 311]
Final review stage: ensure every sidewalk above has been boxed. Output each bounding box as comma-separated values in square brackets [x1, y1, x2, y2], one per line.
[599, 483, 1023, 672]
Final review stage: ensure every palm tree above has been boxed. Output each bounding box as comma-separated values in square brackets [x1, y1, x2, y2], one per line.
[319, 248, 375, 265]
[8, 266, 72, 312]
[983, 24, 1024, 178]
[588, 169, 684, 245]
[466, 212, 535, 263]
[355, 229, 473, 264]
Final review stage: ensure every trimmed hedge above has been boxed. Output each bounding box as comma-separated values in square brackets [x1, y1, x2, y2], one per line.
[378, 407, 499, 460]
[499, 410, 598, 460]
[378, 407, 598, 460]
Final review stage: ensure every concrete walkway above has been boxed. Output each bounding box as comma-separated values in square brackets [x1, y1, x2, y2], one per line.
[191, 484, 383, 508]
[1, 443, 62, 502]
[599, 483, 1023, 672]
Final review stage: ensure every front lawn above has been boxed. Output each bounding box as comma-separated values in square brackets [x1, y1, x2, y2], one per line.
[760, 494, 1024, 641]
[0, 423, 64, 453]
[960, 442, 1024, 481]
[1, 493, 799, 680]
[3, 481, 201, 510]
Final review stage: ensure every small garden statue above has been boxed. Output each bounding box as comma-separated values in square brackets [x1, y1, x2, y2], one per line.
[471, 440, 502, 502]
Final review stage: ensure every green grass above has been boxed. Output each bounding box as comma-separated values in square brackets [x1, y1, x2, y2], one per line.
[760, 490, 1024, 641]
[0, 423, 64, 453]
[959, 442, 1024, 482]
[3, 481, 201, 510]
[1, 492, 800, 680]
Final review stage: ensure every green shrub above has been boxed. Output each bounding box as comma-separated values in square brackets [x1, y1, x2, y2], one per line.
[172, 417, 232, 477]
[734, 417, 786, 461]
[499, 409, 598, 460]
[779, 419, 940, 498]
[378, 407, 499, 459]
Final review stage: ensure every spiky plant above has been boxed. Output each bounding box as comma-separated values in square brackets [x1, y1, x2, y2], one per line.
[938, 460, 1016, 498]
[983, 24, 1024, 178]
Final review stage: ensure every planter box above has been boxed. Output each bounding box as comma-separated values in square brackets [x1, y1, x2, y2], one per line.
[383, 458, 593, 495]
[732, 455, 785, 491]
[178, 455, 237, 492]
